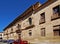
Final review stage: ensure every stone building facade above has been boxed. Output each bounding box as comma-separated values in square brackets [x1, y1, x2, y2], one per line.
[0, 32, 3, 41]
[3, 0, 60, 43]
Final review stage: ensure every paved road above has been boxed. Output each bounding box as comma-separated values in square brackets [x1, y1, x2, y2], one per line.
[0, 42, 7, 44]
[30, 42, 60, 44]
[0, 42, 60, 44]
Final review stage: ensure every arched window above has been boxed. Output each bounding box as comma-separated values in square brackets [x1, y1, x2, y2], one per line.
[28, 18, 32, 25]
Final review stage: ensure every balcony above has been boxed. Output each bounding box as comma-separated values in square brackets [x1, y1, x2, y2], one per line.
[25, 24, 35, 29]
[39, 18, 45, 24]
[21, 24, 35, 31]
[51, 13, 60, 20]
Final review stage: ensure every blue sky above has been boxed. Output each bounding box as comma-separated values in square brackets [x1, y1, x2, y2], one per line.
[0, 0, 47, 32]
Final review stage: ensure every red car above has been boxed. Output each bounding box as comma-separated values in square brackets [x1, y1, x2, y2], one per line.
[13, 39, 28, 44]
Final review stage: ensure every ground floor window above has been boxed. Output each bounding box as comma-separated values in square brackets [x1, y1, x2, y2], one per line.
[53, 29, 60, 36]
[41, 28, 45, 36]
[29, 30, 32, 36]
[53, 25, 60, 36]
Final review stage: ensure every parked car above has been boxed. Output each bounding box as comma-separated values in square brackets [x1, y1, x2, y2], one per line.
[13, 39, 28, 44]
[7, 39, 14, 44]
[2, 40, 7, 43]
[0, 39, 2, 42]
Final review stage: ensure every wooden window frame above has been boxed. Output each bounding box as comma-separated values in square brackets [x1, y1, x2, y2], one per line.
[51, 5, 60, 21]
[41, 28, 45, 36]
[39, 12, 45, 24]
[53, 25, 60, 36]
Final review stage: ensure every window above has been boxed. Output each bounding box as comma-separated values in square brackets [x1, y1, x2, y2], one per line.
[7, 30, 8, 33]
[0, 34, 2, 36]
[3, 34, 5, 36]
[51, 5, 60, 20]
[0, 38, 2, 39]
[53, 5, 59, 14]
[53, 25, 60, 36]
[41, 28, 45, 36]
[11, 28, 13, 33]
[29, 30, 32, 36]
[28, 18, 32, 25]
[40, 12, 45, 24]
[17, 24, 21, 29]
[11, 28, 13, 31]
[53, 30, 60, 36]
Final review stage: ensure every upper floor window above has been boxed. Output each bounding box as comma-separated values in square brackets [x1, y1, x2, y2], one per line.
[53, 5, 59, 14]
[0, 34, 2, 36]
[41, 28, 45, 36]
[11, 28, 13, 32]
[51, 5, 60, 20]
[29, 30, 32, 36]
[53, 25, 60, 36]
[28, 18, 32, 25]
[17, 24, 21, 29]
[0, 38, 2, 39]
[7, 30, 8, 33]
[39, 12, 45, 24]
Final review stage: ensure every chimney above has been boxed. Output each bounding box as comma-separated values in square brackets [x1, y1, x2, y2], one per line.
[33, 2, 41, 10]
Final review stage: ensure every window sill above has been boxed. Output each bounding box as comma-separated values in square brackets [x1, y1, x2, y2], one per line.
[51, 17, 60, 21]
[39, 22, 45, 25]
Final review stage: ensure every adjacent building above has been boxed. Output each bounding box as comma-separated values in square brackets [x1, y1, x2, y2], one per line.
[0, 32, 3, 41]
[3, 0, 60, 43]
